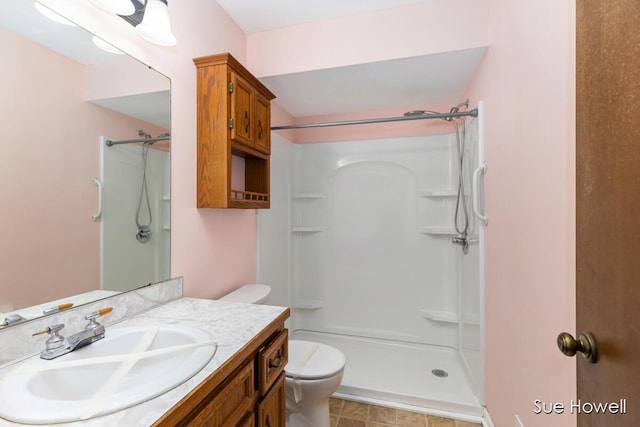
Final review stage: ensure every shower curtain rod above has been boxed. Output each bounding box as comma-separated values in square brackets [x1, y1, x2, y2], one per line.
[105, 135, 171, 146]
[271, 109, 478, 130]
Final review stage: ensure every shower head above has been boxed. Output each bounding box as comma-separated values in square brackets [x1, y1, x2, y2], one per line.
[403, 110, 437, 117]
[136, 130, 171, 145]
[447, 99, 470, 120]
[453, 99, 469, 111]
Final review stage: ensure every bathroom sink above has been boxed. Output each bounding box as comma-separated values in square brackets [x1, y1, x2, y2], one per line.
[0, 324, 217, 424]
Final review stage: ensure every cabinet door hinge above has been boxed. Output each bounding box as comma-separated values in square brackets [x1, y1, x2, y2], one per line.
[228, 82, 234, 93]
[228, 117, 234, 129]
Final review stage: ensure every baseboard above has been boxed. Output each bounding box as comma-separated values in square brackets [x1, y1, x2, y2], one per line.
[483, 407, 495, 427]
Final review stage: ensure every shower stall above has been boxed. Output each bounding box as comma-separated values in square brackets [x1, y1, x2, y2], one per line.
[258, 103, 486, 417]
[98, 134, 171, 292]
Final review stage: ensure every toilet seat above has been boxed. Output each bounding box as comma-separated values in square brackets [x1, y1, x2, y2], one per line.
[285, 340, 345, 380]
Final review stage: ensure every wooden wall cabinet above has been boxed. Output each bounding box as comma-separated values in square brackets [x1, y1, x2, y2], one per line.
[153, 312, 289, 427]
[194, 53, 276, 209]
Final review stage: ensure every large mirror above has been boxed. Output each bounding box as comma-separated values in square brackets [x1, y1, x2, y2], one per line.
[0, 1, 171, 326]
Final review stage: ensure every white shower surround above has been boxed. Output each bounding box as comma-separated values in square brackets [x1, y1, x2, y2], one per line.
[100, 140, 171, 292]
[258, 110, 484, 415]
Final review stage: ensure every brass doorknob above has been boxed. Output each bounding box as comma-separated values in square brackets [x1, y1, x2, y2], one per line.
[557, 331, 598, 363]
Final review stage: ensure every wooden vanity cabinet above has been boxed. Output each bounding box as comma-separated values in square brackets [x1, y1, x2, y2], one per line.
[193, 52, 276, 209]
[152, 310, 289, 427]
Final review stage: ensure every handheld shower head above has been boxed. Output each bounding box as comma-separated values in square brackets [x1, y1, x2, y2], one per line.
[403, 110, 429, 117]
[447, 99, 470, 120]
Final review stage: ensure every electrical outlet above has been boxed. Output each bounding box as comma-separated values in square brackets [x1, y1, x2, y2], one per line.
[514, 415, 524, 427]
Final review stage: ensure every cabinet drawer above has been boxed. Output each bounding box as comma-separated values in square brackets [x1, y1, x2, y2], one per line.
[185, 361, 255, 427]
[258, 329, 288, 394]
[257, 374, 285, 427]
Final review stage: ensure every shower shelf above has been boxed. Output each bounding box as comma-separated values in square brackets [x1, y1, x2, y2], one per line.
[418, 190, 457, 198]
[292, 193, 324, 199]
[419, 226, 457, 235]
[292, 227, 324, 233]
[290, 300, 324, 310]
[420, 309, 458, 323]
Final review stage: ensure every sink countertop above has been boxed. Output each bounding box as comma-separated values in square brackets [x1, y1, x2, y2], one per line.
[0, 297, 289, 427]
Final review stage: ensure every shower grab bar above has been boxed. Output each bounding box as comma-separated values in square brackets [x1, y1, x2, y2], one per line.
[91, 177, 103, 222]
[472, 163, 488, 225]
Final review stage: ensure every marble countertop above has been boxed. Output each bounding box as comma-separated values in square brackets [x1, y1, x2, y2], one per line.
[0, 297, 289, 426]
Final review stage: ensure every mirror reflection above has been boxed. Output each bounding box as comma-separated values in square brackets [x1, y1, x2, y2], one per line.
[0, 1, 171, 326]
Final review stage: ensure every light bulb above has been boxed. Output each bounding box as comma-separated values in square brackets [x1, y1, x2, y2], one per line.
[136, 0, 176, 47]
[89, 0, 136, 16]
[92, 36, 125, 55]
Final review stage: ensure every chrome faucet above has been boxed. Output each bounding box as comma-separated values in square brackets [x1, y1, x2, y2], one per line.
[33, 307, 113, 360]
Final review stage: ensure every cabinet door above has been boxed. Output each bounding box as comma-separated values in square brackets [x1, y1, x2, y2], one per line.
[238, 413, 255, 427]
[184, 361, 255, 427]
[230, 71, 254, 147]
[254, 92, 271, 154]
[257, 375, 285, 427]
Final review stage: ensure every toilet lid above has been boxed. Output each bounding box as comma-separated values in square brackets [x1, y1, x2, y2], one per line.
[218, 284, 271, 304]
[285, 340, 346, 380]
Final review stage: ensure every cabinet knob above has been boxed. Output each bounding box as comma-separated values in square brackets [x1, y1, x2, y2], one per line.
[244, 111, 250, 133]
[268, 349, 283, 369]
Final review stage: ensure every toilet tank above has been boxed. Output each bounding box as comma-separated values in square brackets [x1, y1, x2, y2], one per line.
[218, 284, 271, 304]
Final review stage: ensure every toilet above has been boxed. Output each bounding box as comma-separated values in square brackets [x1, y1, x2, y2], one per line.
[284, 340, 345, 427]
[219, 284, 346, 427]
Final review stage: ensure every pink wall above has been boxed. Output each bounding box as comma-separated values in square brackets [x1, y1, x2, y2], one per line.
[0, 27, 164, 310]
[247, 0, 489, 77]
[465, 1, 576, 426]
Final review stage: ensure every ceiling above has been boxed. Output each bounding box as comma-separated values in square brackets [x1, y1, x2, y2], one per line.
[216, 0, 435, 34]
[261, 48, 486, 118]
[216, 0, 485, 120]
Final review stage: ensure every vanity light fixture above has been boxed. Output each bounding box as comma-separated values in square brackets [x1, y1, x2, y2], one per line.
[89, 0, 176, 47]
[89, 0, 135, 16]
[135, 0, 176, 47]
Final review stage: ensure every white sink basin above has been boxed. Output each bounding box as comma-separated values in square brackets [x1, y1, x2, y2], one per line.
[0, 324, 217, 424]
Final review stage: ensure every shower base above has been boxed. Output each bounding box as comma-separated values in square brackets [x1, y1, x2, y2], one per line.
[291, 330, 483, 418]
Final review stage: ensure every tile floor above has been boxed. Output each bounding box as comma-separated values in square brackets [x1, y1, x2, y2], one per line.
[329, 398, 481, 427]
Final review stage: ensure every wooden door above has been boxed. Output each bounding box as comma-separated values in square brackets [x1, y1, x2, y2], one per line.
[575, 1, 640, 425]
